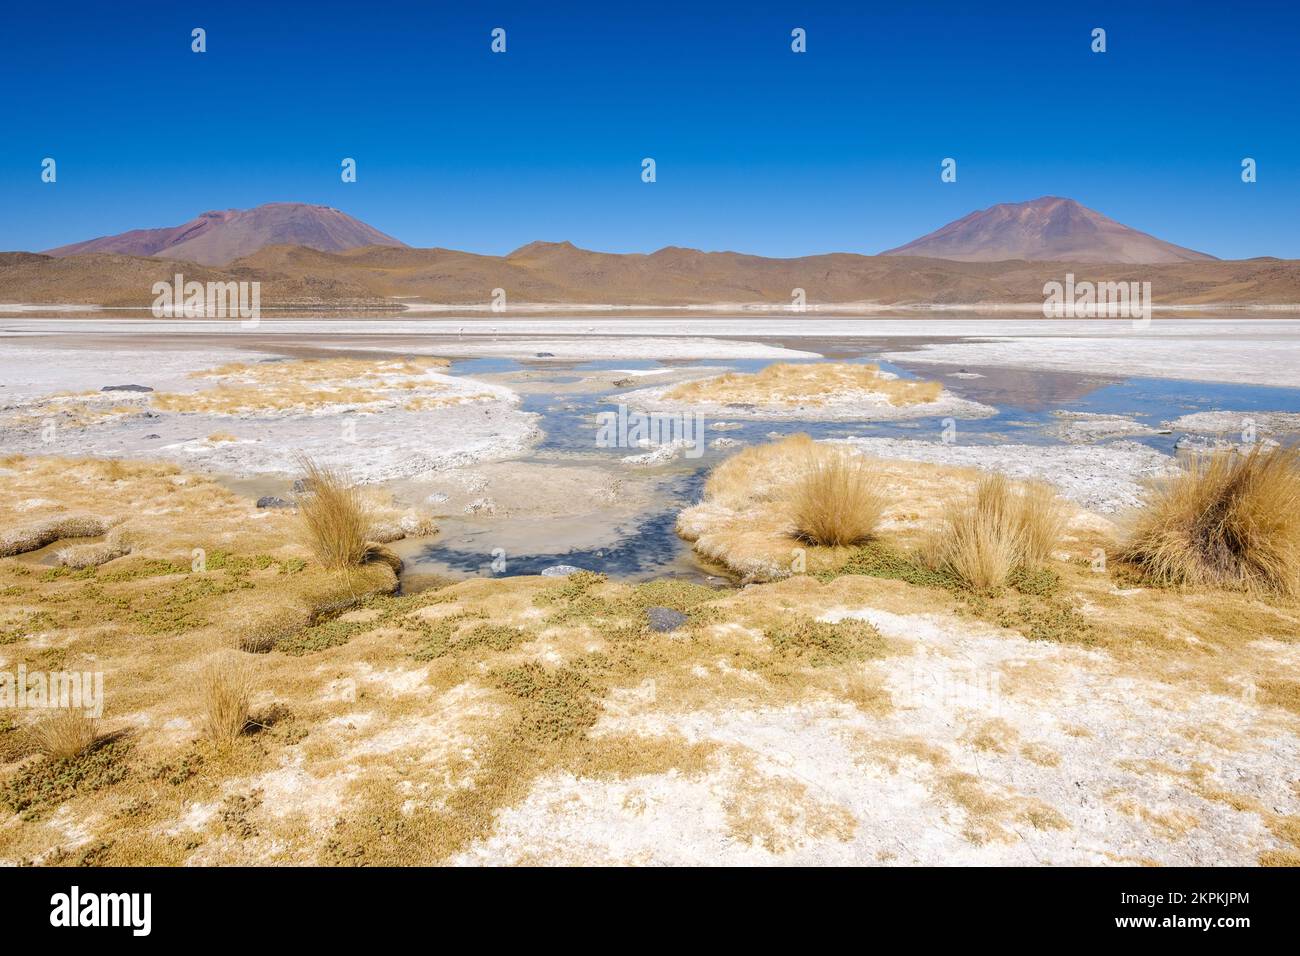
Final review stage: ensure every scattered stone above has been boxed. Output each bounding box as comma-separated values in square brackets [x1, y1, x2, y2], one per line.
[143, 434, 161, 440]
[709, 421, 743, 431]
[534, 352, 556, 358]
[100, 384, 153, 393]
[540, 564, 586, 577]
[464, 497, 496, 516]
[646, 606, 689, 632]
[426, 491, 449, 505]
[255, 496, 293, 510]
[709, 437, 740, 449]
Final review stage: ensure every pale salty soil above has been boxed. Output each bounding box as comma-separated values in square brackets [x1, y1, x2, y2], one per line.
[1163, 410, 1300, 435]
[335, 337, 816, 361]
[7, 317, 1299, 386]
[882, 326, 1300, 389]
[475, 365, 732, 397]
[0, 345, 541, 483]
[458, 604, 1296, 866]
[832, 437, 1176, 514]
[389, 460, 661, 521]
[1047, 411, 1168, 445]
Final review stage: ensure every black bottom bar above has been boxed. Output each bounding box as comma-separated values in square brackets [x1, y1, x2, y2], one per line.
[0, 865, 1293, 942]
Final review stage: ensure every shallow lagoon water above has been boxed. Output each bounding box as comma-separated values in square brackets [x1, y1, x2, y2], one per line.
[396, 346, 1300, 584]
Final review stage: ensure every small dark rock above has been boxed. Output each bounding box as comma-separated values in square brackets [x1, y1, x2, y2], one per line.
[611, 377, 633, 387]
[535, 351, 555, 358]
[101, 384, 153, 392]
[256, 496, 294, 510]
[646, 606, 689, 633]
[142, 434, 161, 440]
[291, 478, 312, 493]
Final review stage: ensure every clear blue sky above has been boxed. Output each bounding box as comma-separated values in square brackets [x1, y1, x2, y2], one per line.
[2, 0, 1296, 259]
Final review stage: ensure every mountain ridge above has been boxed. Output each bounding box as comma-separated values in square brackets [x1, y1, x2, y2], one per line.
[4, 242, 1298, 310]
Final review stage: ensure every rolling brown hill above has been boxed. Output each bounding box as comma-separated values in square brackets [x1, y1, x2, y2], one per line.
[43, 203, 406, 266]
[882, 197, 1216, 264]
[4, 242, 1299, 309]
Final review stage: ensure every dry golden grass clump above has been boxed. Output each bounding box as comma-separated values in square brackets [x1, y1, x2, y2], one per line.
[791, 447, 887, 547]
[295, 458, 373, 571]
[151, 356, 456, 415]
[928, 475, 1066, 591]
[699, 434, 819, 509]
[1123, 445, 1300, 597]
[198, 655, 253, 746]
[29, 709, 100, 760]
[665, 363, 943, 408]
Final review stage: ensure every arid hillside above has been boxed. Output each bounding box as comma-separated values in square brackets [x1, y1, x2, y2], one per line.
[4, 242, 1300, 310]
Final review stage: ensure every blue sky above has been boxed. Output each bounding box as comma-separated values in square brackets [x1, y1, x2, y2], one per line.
[1, 0, 1296, 258]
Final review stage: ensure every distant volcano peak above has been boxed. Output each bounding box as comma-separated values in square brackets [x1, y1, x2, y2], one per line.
[881, 196, 1215, 264]
[44, 202, 406, 265]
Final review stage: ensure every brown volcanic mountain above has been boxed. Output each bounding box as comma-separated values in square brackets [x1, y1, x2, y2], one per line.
[43, 203, 406, 266]
[4, 241, 1298, 309]
[7, 198, 1296, 308]
[882, 197, 1216, 264]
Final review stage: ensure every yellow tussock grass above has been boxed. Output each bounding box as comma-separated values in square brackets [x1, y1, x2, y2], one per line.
[295, 458, 373, 572]
[928, 474, 1065, 590]
[1123, 444, 1300, 597]
[666, 363, 943, 408]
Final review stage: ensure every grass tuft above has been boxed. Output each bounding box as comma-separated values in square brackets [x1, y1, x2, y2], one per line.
[927, 475, 1065, 591]
[1123, 445, 1300, 597]
[29, 709, 100, 760]
[791, 448, 888, 547]
[295, 457, 372, 571]
[198, 655, 253, 746]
